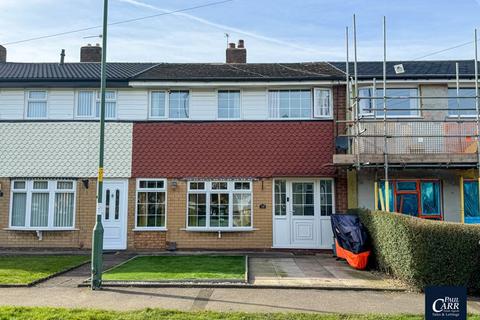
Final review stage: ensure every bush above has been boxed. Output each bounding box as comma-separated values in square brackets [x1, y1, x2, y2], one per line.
[356, 209, 480, 291]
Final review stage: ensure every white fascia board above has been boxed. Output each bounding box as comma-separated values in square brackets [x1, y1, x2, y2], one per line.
[352, 79, 478, 85]
[129, 80, 342, 88]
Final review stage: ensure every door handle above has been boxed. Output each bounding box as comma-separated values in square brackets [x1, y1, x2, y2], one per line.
[286, 197, 290, 202]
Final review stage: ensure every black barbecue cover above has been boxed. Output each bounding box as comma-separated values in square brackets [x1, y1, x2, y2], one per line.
[331, 214, 370, 254]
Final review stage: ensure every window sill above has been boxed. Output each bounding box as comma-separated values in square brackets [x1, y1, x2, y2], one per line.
[4, 228, 78, 232]
[132, 228, 167, 232]
[181, 228, 257, 233]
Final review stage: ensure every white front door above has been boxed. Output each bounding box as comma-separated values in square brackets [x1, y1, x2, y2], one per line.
[102, 180, 128, 250]
[273, 179, 334, 249]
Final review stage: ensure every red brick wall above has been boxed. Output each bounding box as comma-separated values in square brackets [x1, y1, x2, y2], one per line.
[335, 168, 348, 212]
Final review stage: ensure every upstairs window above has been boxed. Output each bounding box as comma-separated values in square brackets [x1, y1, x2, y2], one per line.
[10, 180, 76, 229]
[26, 90, 47, 118]
[269, 89, 312, 118]
[169, 90, 189, 119]
[313, 88, 333, 118]
[77, 90, 116, 119]
[448, 88, 477, 117]
[359, 88, 419, 117]
[150, 91, 166, 118]
[218, 90, 240, 119]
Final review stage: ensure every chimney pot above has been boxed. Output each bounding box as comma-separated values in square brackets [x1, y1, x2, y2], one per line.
[60, 49, 65, 65]
[226, 40, 246, 64]
[0, 45, 6, 63]
[80, 44, 101, 62]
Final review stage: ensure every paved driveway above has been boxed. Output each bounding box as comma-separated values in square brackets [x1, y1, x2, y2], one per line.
[249, 253, 402, 289]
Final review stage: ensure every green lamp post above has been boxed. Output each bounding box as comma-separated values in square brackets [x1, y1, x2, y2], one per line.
[91, 0, 109, 290]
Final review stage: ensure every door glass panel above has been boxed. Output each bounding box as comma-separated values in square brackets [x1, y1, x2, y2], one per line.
[105, 189, 110, 220]
[396, 194, 418, 216]
[115, 189, 120, 220]
[292, 182, 314, 216]
[274, 180, 286, 216]
[464, 181, 480, 220]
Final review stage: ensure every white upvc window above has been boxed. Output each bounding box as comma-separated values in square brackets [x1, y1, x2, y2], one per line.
[135, 179, 167, 229]
[169, 90, 189, 119]
[76, 90, 116, 119]
[26, 90, 48, 119]
[313, 88, 333, 118]
[150, 91, 167, 118]
[187, 181, 252, 230]
[268, 89, 312, 119]
[218, 90, 241, 119]
[149, 90, 189, 119]
[358, 87, 419, 117]
[10, 180, 76, 230]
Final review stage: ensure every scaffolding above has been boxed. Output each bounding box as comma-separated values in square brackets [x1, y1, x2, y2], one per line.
[338, 15, 480, 214]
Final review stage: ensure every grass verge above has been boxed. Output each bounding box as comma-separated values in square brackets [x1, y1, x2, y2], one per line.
[103, 255, 245, 281]
[0, 255, 88, 285]
[0, 307, 435, 320]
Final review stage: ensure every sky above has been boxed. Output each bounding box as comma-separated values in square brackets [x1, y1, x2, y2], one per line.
[1, 0, 480, 63]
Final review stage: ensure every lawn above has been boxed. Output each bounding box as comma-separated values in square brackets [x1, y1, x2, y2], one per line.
[0, 307, 438, 320]
[103, 255, 245, 281]
[0, 255, 89, 285]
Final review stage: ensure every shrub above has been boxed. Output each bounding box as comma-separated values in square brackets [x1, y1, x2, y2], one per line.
[356, 209, 480, 291]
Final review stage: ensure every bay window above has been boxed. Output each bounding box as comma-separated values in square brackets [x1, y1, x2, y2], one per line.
[359, 88, 419, 117]
[10, 180, 76, 229]
[26, 90, 47, 119]
[187, 181, 252, 229]
[136, 179, 167, 228]
[77, 90, 116, 118]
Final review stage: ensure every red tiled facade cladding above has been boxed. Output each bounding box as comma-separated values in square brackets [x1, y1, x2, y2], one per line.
[132, 121, 336, 178]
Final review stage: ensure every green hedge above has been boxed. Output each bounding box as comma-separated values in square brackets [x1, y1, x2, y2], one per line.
[356, 209, 480, 291]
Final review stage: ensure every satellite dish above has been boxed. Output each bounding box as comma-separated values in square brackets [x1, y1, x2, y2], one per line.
[394, 64, 405, 74]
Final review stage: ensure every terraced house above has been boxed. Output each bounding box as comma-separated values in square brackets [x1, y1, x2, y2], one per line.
[1, 41, 478, 252]
[332, 60, 480, 224]
[0, 42, 346, 251]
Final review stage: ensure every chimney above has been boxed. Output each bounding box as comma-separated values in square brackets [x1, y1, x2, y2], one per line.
[60, 49, 65, 65]
[226, 39, 246, 63]
[0, 45, 6, 63]
[80, 43, 101, 62]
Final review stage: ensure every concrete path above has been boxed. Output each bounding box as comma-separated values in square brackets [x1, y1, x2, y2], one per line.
[0, 251, 479, 314]
[249, 254, 402, 289]
[0, 286, 430, 314]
